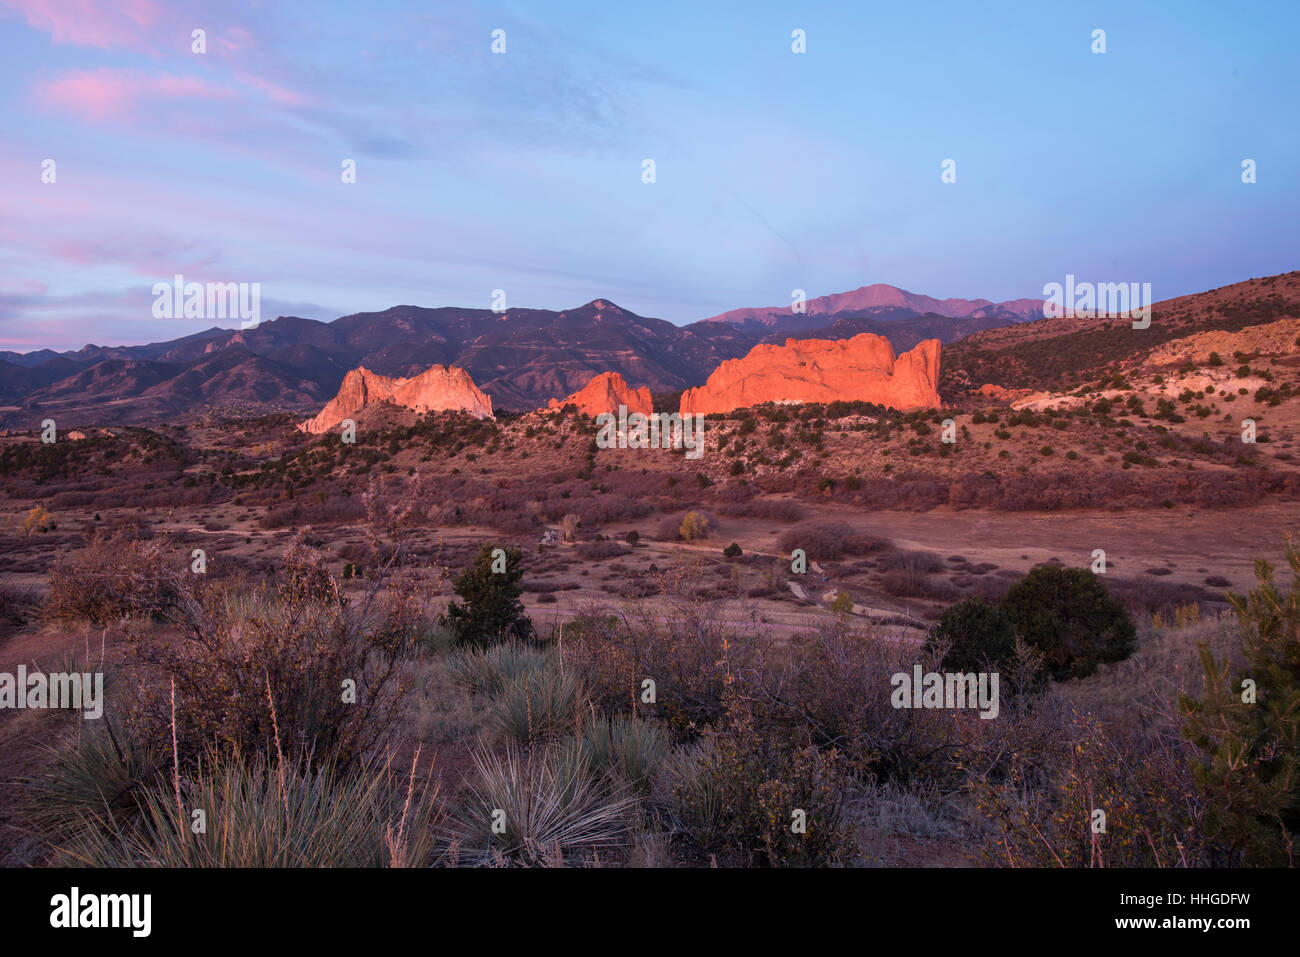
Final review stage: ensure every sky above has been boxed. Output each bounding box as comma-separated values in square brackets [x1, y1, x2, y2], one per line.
[0, 0, 1297, 352]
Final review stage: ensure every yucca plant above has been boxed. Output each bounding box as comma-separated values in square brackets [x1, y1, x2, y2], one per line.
[25, 722, 166, 841]
[453, 744, 637, 863]
[417, 620, 461, 655]
[446, 641, 554, 696]
[548, 736, 595, 808]
[50, 751, 445, 868]
[579, 715, 668, 790]
[656, 741, 726, 849]
[488, 663, 584, 744]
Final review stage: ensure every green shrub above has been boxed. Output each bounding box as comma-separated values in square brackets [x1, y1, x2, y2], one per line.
[1000, 565, 1136, 679]
[928, 598, 1016, 671]
[723, 542, 742, 558]
[927, 597, 1048, 698]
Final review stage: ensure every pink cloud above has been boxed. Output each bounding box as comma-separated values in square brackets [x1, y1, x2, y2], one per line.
[0, 278, 49, 296]
[37, 68, 236, 120]
[50, 233, 220, 275]
[3, 1, 267, 62]
[213, 25, 258, 56]
[235, 71, 309, 107]
[0, 0, 164, 50]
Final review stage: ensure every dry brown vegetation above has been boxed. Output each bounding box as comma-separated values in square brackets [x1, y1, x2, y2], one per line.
[5, 523, 1291, 868]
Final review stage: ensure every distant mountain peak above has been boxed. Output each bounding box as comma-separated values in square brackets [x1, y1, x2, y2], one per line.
[701, 283, 1043, 326]
[572, 298, 627, 316]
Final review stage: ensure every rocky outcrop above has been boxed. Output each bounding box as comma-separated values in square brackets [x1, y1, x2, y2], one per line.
[1145, 317, 1300, 367]
[546, 371, 652, 417]
[299, 364, 493, 434]
[976, 383, 1034, 403]
[679, 334, 941, 416]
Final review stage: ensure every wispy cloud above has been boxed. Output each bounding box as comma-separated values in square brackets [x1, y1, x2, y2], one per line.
[0, 0, 165, 51]
[37, 67, 236, 120]
[1, 0, 1296, 353]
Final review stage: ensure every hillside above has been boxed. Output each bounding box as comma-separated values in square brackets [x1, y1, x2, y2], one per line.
[943, 272, 1300, 398]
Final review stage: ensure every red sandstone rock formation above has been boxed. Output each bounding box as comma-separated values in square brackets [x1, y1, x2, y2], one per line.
[975, 383, 1034, 402]
[679, 334, 940, 416]
[299, 365, 494, 434]
[546, 371, 653, 417]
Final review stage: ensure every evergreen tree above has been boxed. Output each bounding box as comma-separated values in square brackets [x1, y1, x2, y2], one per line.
[1001, 565, 1135, 679]
[1181, 542, 1300, 865]
[440, 544, 536, 647]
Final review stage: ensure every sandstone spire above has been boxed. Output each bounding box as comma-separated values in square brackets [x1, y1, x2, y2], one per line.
[299, 364, 494, 434]
[546, 371, 653, 417]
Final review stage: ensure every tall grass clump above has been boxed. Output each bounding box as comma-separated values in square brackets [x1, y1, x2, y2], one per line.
[51, 752, 445, 868]
[446, 641, 554, 696]
[25, 725, 166, 842]
[576, 715, 668, 790]
[488, 662, 584, 744]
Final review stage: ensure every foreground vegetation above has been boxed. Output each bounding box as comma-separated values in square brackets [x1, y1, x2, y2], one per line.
[8, 527, 1299, 867]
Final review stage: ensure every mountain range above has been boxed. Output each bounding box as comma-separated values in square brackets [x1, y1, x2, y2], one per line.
[0, 283, 1044, 425]
[701, 283, 1043, 331]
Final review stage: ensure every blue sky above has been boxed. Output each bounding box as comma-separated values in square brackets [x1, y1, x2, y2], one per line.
[0, 0, 1296, 351]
